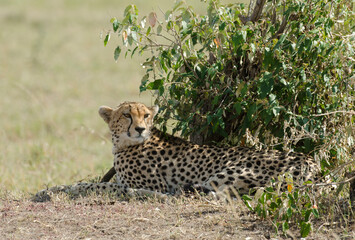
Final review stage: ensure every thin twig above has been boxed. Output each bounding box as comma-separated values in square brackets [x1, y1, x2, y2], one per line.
[287, 110, 355, 118]
[300, 174, 355, 189]
[314, 160, 355, 184]
[145, 36, 171, 48]
[310, 110, 355, 117]
[153, 33, 175, 43]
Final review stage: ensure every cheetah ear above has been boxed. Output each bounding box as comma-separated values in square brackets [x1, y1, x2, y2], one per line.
[98, 106, 113, 124]
[149, 105, 159, 118]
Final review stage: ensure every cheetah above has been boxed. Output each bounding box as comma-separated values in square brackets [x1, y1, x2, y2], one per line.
[33, 102, 319, 201]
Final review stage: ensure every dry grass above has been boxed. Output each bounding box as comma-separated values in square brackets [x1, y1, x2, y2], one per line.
[1, 193, 354, 240]
[1, 194, 260, 240]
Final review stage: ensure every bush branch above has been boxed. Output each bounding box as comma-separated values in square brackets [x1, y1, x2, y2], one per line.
[272, 13, 298, 39]
[300, 174, 355, 189]
[239, 0, 267, 24]
[310, 110, 355, 117]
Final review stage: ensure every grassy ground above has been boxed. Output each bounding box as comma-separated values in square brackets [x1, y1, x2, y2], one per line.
[0, 1, 354, 239]
[0, 194, 267, 240]
[0, 0, 161, 194]
[1, 193, 354, 240]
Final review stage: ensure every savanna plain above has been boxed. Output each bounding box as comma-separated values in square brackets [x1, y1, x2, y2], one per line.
[0, 0, 354, 239]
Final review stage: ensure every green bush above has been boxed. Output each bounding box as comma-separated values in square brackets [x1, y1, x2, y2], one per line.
[105, 0, 354, 237]
[242, 173, 321, 237]
[107, 0, 353, 152]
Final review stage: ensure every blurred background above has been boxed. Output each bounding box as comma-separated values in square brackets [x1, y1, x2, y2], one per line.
[0, 0, 245, 194]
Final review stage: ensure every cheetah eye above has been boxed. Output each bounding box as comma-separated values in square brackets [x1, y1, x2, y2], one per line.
[123, 113, 131, 118]
[144, 114, 150, 118]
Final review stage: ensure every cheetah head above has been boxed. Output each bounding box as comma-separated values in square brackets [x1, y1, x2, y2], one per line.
[99, 102, 159, 150]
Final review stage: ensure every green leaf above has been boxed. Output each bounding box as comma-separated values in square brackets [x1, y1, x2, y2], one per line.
[273, 34, 286, 51]
[146, 26, 152, 36]
[234, 102, 242, 115]
[212, 96, 219, 106]
[147, 79, 164, 90]
[286, 208, 292, 218]
[114, 46, 121, 61]
[300, 222, 311, 238]
[312, 208, 319, 218]
[262, 110, 273, 125]
[219, 22, 226, 30]
[263, 47, 272, 67]
[131, 46, 138, 57]
[104, 34, 110, 46]
[110, 17, 116, 23]
[140, 74, 149, 92]
[247, 103, 257, 120]
[157, 25, 163, 34]
[232, 32, 245, 48]
[124, 5, 133, 16]
[182, 10, 190, 24]
[128, 35, 133, 45]
[242, 195, 252, 201]
[258, 72, 274, 99]
[242, 195, 253, 211]
[282, 221, 289, 232]
[304, 209, 312, 222]
[191, 32, 198, 45]
[207, 115, 213, 125]
[112, 19, 119, 32]
[240, 86, 248, 98]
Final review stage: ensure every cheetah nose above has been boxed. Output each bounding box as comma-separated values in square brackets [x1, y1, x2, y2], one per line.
[135, 127, 145, 134]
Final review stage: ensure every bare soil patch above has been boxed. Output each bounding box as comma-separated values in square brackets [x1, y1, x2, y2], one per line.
[0, 195, 354, 240]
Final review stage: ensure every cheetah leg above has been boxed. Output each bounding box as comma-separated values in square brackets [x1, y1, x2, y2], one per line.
[32, 182, 168, 202]
[32, 182, 126, 202]
[32, 185, 72, 202]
